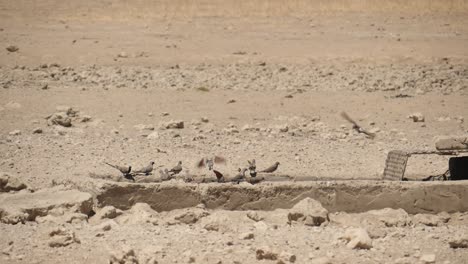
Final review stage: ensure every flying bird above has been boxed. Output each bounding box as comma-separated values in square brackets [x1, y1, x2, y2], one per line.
[340, 111, 375, 139]
[213, 170, 225, 183]
[197, 156, 226, 170]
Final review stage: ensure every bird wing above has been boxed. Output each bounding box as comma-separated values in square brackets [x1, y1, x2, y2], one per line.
[340, 111, 358, 126]
[197, 158, 206, 168]
[213, 170, 223, 179]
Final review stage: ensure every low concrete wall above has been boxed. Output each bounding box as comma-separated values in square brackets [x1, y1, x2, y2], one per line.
[92, 180, 468, 214]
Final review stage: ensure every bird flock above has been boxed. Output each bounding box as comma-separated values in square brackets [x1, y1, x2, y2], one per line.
[104, 157, 280, 184]
[103, 112, 369, 184]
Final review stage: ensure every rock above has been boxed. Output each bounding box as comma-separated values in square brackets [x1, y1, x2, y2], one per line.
[173, 208, 210, 224]
[288, 197, 329, 226]
[32, 127, 43, 134]
[41, 84, 49, 90]
[117, 52, 129, 58]
[201, 117, 209, 123]
[161, 112, 169, 116]
[238, 232, 254, 240]
[93, 206, 123, 221]
[116, 203, 158, 225]
[408, 112, 425, 122]
[55, 105, 78, 117]
[0, 172, 27, 192]
[449, 237, 468, 248]
[435, 136, 468, 151]
[48, 228, 80, 247]
[47, 112, 72, 127]
[79, 115, 92, 122]
[246, 211, 264, 222]
[254, 221, 268, 231]
[256, 246, 278, 261]
[342, 228, 373, 250]
[200, 212, 233, 233]
[279, 251, 296, 263]
[0, 189, 93, 224]
[331, 208, 410, 228]
[5, 102, 21, 109]
[8, 130, 21, 136]
[163, 120, 184, 129]
[227, 99, 236, 104]
[95, 220, 119, 231]
[147, 132, 160, 139]
[413, 213, 449, 226]
[6, 45, 19, 52]
[109, 246, 139, 264]
[419, 254, 436, 263]
[134, 124, 155, 131]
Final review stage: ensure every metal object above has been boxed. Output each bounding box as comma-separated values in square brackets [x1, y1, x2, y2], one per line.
[383, 150, 409, 181]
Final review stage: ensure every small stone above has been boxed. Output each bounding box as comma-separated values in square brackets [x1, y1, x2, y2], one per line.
[117, 52, 128, 58]
[201, 117, 209, 123]
[163, 120, 184, 129]
[6, 45, 19, 52]
[32, 128, 43, 134]
[134, 124, 154, 131]
[342, 228, 373, 250]
[161, 112, 169, 116]
[408, 112, 425, 122]
[41, 84, 48, 90]
[109, 246, 138, 264]
[256, 246, 278, 261]
[246, 211, 264, 222]
[111, 129, 119, 135]
[420, 254, 436, 263]
[94, 220, 118, 232]
[9, 130, 21, 136]
[279, 251, 296, 263]
[147, 132, 160, 139]
[310, 257, 332, 264]
[288, 197, 328, 226]
[227, 99, 236, 104]
[94, 206, 122, 220]
[148, 112, 154, 117]
[449, 237, 468, 248]
[80, 115, 92, 123]
[48, 228, 80, 247]
[238, 232, 254, 240]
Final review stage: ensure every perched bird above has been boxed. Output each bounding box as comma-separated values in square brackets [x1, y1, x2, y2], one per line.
[104, 162, 134, 182]
[169, 161, 183, 175]
[159, 169, 171, 181]
[213, 170, 225, 183]
[260, 162, 280, 173]
[247, 159, 257, 177]
[231, 168, 248, 184]
[197, 156, 226, 170]
[340, 111, 375, 139]
[104, 162, 132, 175]
[134, 161, 155, 175]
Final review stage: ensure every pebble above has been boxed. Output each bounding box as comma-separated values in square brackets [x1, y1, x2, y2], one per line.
[32, 128, 43, 134]
[419, 254, 436, 264]
[9, 130, 21, 136]
[408, 112, 425, 122]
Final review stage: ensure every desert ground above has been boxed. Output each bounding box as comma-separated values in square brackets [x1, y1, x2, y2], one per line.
[1, 0, 468, 263]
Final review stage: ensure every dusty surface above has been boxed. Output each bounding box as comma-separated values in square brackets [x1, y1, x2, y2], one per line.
[1, 0, 468, 263]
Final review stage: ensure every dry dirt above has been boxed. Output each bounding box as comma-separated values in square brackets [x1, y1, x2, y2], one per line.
[1, 0, 468, 263]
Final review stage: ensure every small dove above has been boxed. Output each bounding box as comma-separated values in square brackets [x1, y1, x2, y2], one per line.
[169, 161, 183, 175]
[231, 168, 248, 184]
[197, 156, 226, 170]
[159, 168, 172, 181]
[134, 161, 155, 175]
[260, 162, 280, 173]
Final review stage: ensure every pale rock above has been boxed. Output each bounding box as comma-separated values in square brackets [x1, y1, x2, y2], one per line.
[288, 197, 328, 226]
[246, 211, 264, 222]
[94, 206, 123, 221]
[47, 227, 80, 247]
[310, 257, 332, 264]
[279, 251, 296, 263]
[134, 124, 155, 131]
[342, 228, 373, 250]
[94, 220, 119, 231]
[238, 232, 254, 240]
[109, 246, 139, 264]
[8, 130, 21, 136]
[413, 213, 449, 226]
[116, 203, 158, 225]
[419, 254, 436, 263]
[32, 127, 43, 134]
[147, 132, 160, 139]
[408, 112, 425, 122]
[0, 172, 27, 192]
[449, 237, 468, 248]
[163, 120, 184, 129]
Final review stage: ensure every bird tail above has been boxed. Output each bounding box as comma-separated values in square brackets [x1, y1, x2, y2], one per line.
[104, 162, 116, 169]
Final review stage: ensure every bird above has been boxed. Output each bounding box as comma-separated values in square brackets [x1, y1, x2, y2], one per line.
[247, 159, 257, 177]
[169, 161, 183, 175]
[231, 168, 248, 183]
[104, 162, 132, 175]
[197, 156, 226, 170]
[213, 170, 225, 183]
[340, 111, 375, 139]
[260, 162, 280, 173]
[247, 176, 265, 185]
[104, 162, 134, 182]
[134, 161, 155, 175]
[159, 169, 171, 181]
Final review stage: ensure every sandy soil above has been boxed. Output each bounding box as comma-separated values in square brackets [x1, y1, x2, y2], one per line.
[0, 0, 468, 263]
